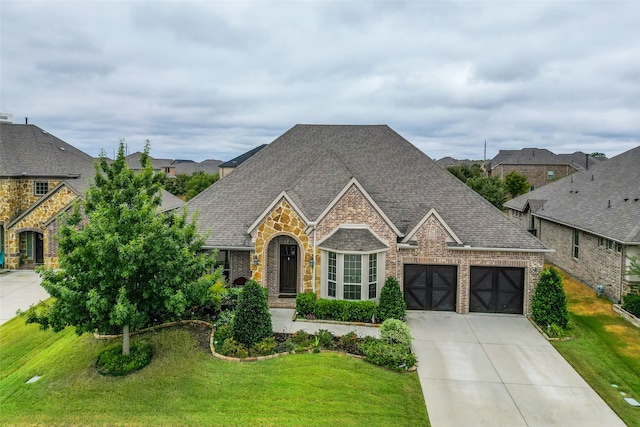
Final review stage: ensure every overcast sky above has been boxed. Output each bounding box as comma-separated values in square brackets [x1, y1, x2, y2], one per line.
[2, 1, 639, 163]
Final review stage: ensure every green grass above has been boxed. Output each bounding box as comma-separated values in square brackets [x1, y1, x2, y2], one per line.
[0, 316, 428, 426]
[551, 268, 640, 427]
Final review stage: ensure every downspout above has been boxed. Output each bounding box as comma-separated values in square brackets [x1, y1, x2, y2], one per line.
[306, 222, 318, 294]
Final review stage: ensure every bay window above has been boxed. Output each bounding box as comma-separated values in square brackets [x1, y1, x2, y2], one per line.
[322, 250, 384, 300]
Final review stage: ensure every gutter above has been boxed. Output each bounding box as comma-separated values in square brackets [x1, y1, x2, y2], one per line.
[447, 246, 555, 253]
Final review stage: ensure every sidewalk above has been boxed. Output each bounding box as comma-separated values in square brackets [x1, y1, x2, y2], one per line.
[270, 308, 380, 338]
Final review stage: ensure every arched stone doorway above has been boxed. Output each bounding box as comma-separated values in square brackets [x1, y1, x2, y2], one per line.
[266, 235, 301, 297]
[19, 230, 44, 267]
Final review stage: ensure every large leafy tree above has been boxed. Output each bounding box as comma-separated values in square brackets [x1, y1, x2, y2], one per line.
[466, 175, 508, 210]
[163, 171, 219, 200]
[28, 141, 213, 354]
[504, 170, 530, 198]
[446, 163, 484, 182]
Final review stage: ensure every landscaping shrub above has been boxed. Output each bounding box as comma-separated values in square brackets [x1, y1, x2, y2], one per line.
[214, 310, 234, 328]
[622, 294, 640, 317]
[531, 267, 569, 329]
[291, 330, 314, 347]
[96, 341, 154, 374]
[296, 292, 317, 317]
[337, 332, 361, 355]
[380, 319, 412, 350]
[214, 324, 232, 348]
[219, 337, 249, 358]
[315, 329, 334, 348]
[182, 271, 226, 315]
[221, 287, 242, 311]
[362, 340, 417, 371]
[376, 277, 406, 322]
[276, 338, 295, 353]
[313, 299, 376, 322]
[232, 280, 273, 346]
[346, 301, 376, 323]
[251, 337, 278, 356]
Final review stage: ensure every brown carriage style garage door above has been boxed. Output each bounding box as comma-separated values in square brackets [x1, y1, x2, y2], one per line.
[470, 267, 524, 314]
[403, 264, 457, 311]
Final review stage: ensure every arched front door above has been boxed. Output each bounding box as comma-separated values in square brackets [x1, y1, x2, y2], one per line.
[279, 244, 298, 295]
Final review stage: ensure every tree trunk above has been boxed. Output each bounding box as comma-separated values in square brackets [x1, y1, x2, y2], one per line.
[122, 324, 130, 355]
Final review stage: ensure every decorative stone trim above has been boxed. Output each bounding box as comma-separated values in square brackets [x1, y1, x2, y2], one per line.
[293, 316, 381, 328]
[613, 304, 640, 329]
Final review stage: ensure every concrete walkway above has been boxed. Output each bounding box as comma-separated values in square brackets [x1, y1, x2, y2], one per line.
[0, 270, 50, 325]
[406, 311, 625, 427]
[270, 308, 380, 338]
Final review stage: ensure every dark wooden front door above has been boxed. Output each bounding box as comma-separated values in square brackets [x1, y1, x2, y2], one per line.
[470, 267, 524, 314]
[404, 264, 457, 311]
[279, 245, 297, 294]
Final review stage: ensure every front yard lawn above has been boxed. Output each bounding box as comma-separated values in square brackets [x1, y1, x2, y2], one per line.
[0, 316, 428, 426]
[551, 268, 640, 427]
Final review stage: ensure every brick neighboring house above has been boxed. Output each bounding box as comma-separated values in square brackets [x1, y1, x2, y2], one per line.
[0, 123, 183, 270]
[505, 146, 640, 302]
[489, 148, 603, 190]
[187, 125, 551, 315]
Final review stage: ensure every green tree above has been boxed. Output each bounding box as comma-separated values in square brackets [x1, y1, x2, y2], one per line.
[531, 267, 569, 330]
[376, 277, 406, 322]
[27, 140, 213, 355]
[466, 175, 508, 210]
[504, 171, 530, 198]
[626, 256, 640, 278]
[163, 173, 190, 197]
[185, 171, 219, 200]
[232, 280, 273, 346]
[446, 163, 483, 183]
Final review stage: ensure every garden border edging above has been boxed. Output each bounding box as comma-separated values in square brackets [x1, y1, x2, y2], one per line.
[613, 304, 640, 329]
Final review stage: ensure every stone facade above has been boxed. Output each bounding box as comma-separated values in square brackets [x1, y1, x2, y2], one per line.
[493, 164, 577, 190]
[2, 183, 77, 269]
[250, 198, 313, 307]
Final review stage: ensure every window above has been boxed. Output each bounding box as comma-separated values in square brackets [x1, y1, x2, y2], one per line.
[598, 237, 604, 247]
[573, 229, 579, 258]
[34, 181, 49, 196]
[215, 250, 230, 281]
[547, 170, 555, 180]
[530, 185, 535, 191]
[323, 251, 382, 301]
[615, 242, 622, 253]
[607, 239, 614, 250]
[343, 254, 362, 300]
[368, 253, 377, 299]
[328, 252, 337, 297]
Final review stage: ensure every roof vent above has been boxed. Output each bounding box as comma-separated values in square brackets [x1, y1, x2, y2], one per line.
[59, 147, 66, 151]
[624, 198, 629, 202]
[608, 200, 611, 208]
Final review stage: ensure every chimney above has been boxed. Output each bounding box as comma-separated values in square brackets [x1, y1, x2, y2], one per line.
[25, 117, 28, 125]
[585, 153, 589, 170]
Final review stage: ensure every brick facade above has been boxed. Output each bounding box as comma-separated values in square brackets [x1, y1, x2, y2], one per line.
[507, 209, 637, 301]
[493, 164, 576, 190]
[245, 184, 545, 314]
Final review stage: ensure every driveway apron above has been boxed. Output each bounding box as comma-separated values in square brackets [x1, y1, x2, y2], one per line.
[0, 271, 50, 325]
[406, 311, 625, 427]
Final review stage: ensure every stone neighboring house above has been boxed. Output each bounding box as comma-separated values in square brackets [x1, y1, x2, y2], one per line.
[505, 146, 640, 302]
[0, 123, 183, 270]
[187, 125, 551, 315]
[489, 148, 603, 190]
[218, 144, 267, 178]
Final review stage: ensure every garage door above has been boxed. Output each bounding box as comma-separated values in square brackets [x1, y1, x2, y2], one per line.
[404, 265, 457, 311]
[470, 267, 524, 314]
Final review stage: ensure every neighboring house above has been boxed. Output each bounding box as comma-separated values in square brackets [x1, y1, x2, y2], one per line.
[505, 146, 640, 302]
[0, 123, 183, 270]
[218, 144, 267, 178]
[489, 148, 603, 190]
[187, 125, 551, 315]
[125, 153, 222, 177]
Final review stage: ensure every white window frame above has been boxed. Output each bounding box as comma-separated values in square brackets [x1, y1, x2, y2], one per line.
[572, 229, 580, 259]
[321, 250, 385, 301]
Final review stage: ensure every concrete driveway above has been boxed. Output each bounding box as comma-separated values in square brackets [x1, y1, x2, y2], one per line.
[406, 311, 625, 427]
[0, 270, 50, 325]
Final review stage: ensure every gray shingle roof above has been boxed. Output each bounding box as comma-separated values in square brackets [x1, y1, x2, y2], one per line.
[219, 144, 267, 168]
[0, 123, 95, 180]
[319, 228, 389, 252]
[491, 148, 589, 170]
[506, 146, 640, 243]
[187, 125, 546, 251]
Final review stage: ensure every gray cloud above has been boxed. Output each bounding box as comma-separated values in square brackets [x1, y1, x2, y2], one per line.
[1, 0, 638, 163]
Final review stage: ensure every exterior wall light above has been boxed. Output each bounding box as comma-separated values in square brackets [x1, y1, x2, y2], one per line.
[309, 259, 315, 268]
[253, 256, 259, 266]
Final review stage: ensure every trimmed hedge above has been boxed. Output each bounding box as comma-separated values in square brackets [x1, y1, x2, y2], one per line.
[362, 340, 416, 371]
[313, 299, 376, 323]
[622, 294, 640, 318]
[232, 280, 273, 346]
[531, 267, 569, 329]
[296, 292, 317, 317]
